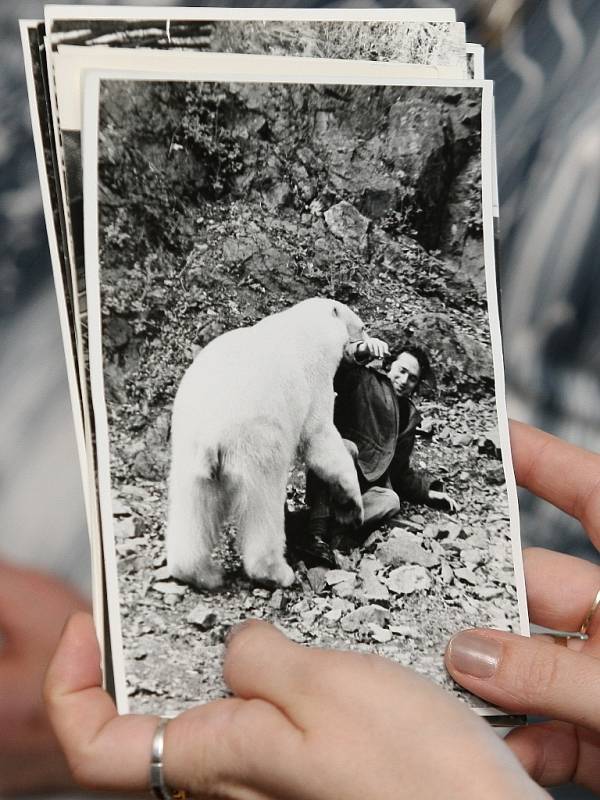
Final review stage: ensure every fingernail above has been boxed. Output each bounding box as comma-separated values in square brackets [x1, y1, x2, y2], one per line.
[447, 631, 502, 678]
[225, 618, 256, 646]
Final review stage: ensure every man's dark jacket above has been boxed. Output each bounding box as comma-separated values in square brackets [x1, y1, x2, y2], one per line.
[333, 361, 432, 503]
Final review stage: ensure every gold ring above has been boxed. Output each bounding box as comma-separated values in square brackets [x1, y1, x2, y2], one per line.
[579, 588, 600, 636]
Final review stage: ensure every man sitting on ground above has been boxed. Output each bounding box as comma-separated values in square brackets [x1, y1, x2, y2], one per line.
[287, 337, 456, 565]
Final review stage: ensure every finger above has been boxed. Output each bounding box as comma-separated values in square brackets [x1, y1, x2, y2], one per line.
[44, 612, 158, 790]
[505, 721, 578, 787]
[510, 420, 600, 546]
[507, 720, 600, 790]
[523, 548, 600, 638]
[0, 561, 88, 643]
[224, 619, 338, 725]
[445, 628, 600, 731]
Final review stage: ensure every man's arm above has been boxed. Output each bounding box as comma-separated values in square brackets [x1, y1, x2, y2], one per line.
[344, 337, 389, 364]
[335, 337, 390, 394]
[390, 441, 457, 512]
[428, 483, 458, 512]
[390, 455, 433, 504]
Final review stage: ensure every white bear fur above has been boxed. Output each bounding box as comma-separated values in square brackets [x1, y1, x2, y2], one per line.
[166, 297, 365, 589]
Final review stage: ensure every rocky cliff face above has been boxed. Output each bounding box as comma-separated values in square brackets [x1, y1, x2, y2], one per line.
[170, 82, 484, 267]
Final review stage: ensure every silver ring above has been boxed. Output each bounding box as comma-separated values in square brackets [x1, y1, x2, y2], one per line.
[150, 717, 186, 800]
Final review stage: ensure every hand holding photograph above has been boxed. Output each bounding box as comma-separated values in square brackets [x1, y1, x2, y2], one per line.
[20, 4, 527, 728]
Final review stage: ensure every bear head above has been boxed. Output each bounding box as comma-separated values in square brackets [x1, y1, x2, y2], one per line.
[288, 297, 366, 347]
[330, 299, 367, 345]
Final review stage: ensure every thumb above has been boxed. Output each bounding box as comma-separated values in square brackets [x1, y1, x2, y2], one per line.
[445, 629, 600, 732]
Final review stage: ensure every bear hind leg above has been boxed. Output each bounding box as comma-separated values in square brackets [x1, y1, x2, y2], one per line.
[166, 468, 224, 591]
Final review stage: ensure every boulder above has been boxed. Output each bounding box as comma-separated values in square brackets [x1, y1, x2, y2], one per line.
[340, 604, 389, 633]
[188, 603, 217, 629]
[114, 517, 136, 540]
[325, 569, 356, 598]
[357, 558, 390, 602]
[153, 581, 187, 596]
[266, 181, 292, 208]
[368, 623, 393, 643]
[386, 565, 431, 595]
[440, 562, 454, 584]
[376, 530, 439, 568]
[485, 465, 506, 486]
[269, 590, 285, 610]
[454, 567, 479, 586]
[324, 201, 370, 253]
[478, 429, 502, 460]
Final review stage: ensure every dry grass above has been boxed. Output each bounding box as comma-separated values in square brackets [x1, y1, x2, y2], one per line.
[210, 21, 465, 68]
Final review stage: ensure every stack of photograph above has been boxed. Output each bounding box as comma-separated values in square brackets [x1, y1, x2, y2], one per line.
[21, 5, 527, 725]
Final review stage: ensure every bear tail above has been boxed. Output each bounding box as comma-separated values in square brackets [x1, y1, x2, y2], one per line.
[202, 439, 268, 536]
[166, 441, 240, 587]
[202, 443, 245, 536]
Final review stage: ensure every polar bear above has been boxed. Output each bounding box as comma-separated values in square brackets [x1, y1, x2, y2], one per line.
[166, 297, 366, 590]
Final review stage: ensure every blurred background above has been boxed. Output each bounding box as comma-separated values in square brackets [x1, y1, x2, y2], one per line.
[1, 1, 599, 798]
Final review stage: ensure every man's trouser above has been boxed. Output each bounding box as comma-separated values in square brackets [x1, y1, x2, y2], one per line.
[305, 461, 401, 542]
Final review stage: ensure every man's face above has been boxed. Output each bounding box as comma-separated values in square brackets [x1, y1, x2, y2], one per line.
[388, 352, 421, 398]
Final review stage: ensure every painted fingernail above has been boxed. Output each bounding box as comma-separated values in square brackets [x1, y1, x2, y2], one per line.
[447, 631, 502, 678]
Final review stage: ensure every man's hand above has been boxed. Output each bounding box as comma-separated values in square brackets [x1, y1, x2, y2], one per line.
[354, 336, 390, 361]
[0, 561, 89, 793]
[428, 488, 458, 512]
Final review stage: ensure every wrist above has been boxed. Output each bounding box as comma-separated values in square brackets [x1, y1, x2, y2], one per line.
[354, 342, 371, 363]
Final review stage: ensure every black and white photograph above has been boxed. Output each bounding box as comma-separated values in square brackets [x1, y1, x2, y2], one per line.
[83, 68, 526, 718]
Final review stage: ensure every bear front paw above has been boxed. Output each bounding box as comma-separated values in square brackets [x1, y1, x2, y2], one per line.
[332, 494, 364, 527]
